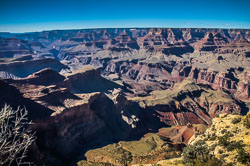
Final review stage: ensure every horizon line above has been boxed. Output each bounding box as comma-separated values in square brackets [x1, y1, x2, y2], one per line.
[1, 26, 250, 34]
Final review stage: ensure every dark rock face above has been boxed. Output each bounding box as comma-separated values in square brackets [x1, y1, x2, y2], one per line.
[29, 93, 123, 165]
[0, 80, 53, 120]
[64, 68, 122, 93]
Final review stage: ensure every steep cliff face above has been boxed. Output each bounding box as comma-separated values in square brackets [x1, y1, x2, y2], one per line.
[130, 80, 245, 126]
[99, 57, 249, 100]
[28, 91, 160, 165]
[0, 79, 53, 120]
[6, 67, 244, 129]
[29, 93, 120, 165]
[3, 67, 124, 114]
[63, 67, 122, 93]
[188, 67, 237, 90]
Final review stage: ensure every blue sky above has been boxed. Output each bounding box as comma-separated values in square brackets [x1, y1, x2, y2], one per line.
[0, 0, 249, 33]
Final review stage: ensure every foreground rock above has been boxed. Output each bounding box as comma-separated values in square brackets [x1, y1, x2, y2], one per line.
[78, 133, 182, 166]
[134, 112, 250, 166]
[183, 113, 250, 166]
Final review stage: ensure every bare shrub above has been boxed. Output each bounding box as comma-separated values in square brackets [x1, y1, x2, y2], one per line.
[0, 104, 35, 166]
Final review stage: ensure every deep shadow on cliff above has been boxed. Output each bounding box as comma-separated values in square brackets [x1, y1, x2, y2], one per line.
[0, 80, 53, 120]
[27, 92, 166, 166]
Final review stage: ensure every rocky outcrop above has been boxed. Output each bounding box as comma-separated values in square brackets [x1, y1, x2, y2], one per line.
[0, 80, 53, 120]
[185, 113, 250, 166]
[4, 67, 124, 114]
[0, 67, 247, 166]
[64, 67, 122, 93]
[78, 133, 182, 166]
[189, 67, 237, 90]
[237, 82, 250, 100]
[137, 28, 194, 55]
[136, 113, 250, 166]
[158, 124, 208, 145]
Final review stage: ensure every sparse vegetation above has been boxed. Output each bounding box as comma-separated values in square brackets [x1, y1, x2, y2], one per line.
[232, 111, 240, 115]
[218, 149, 223, 154]
[0, 104, 35, 166]
[231, 117, 241, 124]
[83, 133, 181, 166]
[209, 143, 217, 151]
[226, 140, 244, 151]
[218, 132, 244, 151]
[221, 129, 227, 134]
[237, 147, 250, 165]
[180, 113, 250, 166]
[182, 140, 222, 166]
[218, 133, 232, 147]
[209, 133, 216, 141]
[154, 164, 161, 166]
[243, 113, 250, 129]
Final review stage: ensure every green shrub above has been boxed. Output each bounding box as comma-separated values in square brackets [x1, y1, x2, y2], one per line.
[243, 115, 250, 129]
[226, 163, 233, 166]
[221, 129, 227, 134]
[232, 111, 239, 115]
[214, 113, 220, 118]
[237, 147, 250, 164]
[182, 141, 222, 166]
[226, 141, 244, 151]
[203, 137, 208, 141]
[209, 135, 216, 141]
[231, 117, 241, 124]
[209, 143, 217, 151]
[218, 149, 223, 154]
[218, 133, 244, 151]
[218, 133, 230, 147]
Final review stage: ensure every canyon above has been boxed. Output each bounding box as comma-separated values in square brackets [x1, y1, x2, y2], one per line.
[0, 28, 249, 165]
